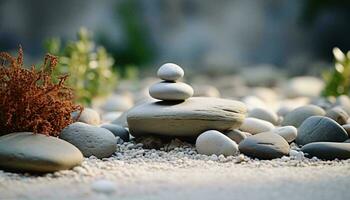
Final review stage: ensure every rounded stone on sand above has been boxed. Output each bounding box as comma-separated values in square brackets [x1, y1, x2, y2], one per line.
[157, 63, 184, 81]
[196, 130, 238, 156]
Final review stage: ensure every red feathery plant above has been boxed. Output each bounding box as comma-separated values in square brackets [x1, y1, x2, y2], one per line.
[0, 46, 82, 136]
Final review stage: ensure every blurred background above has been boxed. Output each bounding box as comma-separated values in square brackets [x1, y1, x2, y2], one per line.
[1, 0, 350, 76]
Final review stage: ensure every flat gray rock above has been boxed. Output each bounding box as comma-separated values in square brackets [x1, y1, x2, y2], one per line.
[60, 122, 117, 158]
[296, 116, 348, 145]
[127, 97, 247, 138]
[239, 132, 290, 159]
[157, 63, 184, 81]
[196, 130, 238, 156]
[149, 81, 194, 101]
[0, 132, 83, 173]
[301, 142, 350, 160]
[282, 105, 325, 127]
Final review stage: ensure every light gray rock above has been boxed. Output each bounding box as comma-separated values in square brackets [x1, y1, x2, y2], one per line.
[325, 106, 349, 125]
[149, 81, 194, 101]
[0, 132, 83, 173]
[225, 129, 247, 144]
[272, 126, 297, 143]
[248, 107, 279, 125]
[282, 105, 326, 127]
[100, 124, 129, 142]
[60, 122, 117, 158]
[335, 95, 350, 115]
[127, 97, 247, 138]
[296, 116, 348, 145]
[196, 130, 238, 156]
[239, 118, 275, 135]
[238, 132, 290, 159]
[301, 142, 350, 160]
[157, 63, 184, 81]
[73, 108, 100, 125]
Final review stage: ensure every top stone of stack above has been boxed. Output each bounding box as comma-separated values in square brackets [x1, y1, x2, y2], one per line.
[157, 63, 184, 81]
[149, 63, 193, 101]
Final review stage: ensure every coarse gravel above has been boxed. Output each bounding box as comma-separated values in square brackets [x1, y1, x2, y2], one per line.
[1, 141, 350, 200]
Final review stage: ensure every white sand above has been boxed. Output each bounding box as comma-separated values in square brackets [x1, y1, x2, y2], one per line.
[1, 143, 350, 200]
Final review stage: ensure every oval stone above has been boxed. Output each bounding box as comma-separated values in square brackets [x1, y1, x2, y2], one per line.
[149, 81, 194, 101]
[296, 116, 348, 145]
[157, 63, 184, 81]
[239, 118, 275, 135]
[196, 130, 238, 156]
[100, 124, 130, 142]
[127, 97, 247, 138]
[60, 122, 117, 158]
[301, 142, 350, 160]
[248, 107, 279, 125]
[0, 132, 83, 173]
[238, 132, 290, 160]
[282, 105, 325, 127]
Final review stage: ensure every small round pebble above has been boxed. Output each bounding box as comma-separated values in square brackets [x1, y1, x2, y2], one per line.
[196, 130, 238, 156]
[239, 118, 275, 135]
[157, 63, 184, 81]
[91, 179, 116, 194]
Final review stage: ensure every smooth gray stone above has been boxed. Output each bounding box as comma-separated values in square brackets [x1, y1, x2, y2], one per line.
[196, 130, 238, 156]
[60, 122, 116, 158]
[157, 63, 184, 81]
[326, 106, 349, 125]
[127, 97, 247, 138]
[225, 129, 247, 144]
[248, 107, 279, 125]
[0, 132, 83, 173]
[296, 116, 348, 145]
[238, 132, 290, 160]
[239, 118, 275, 135]
[100, 124, 129, 142]
[282, 105, 325, 127]
[301, 142, 350, 160]
[149, 81, 194, 101]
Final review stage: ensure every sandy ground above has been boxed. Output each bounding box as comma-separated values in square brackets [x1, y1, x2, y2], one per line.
[1, 151, 350, 200]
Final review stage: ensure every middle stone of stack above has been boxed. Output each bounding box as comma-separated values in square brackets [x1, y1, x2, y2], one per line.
[149, 63, 194, 101]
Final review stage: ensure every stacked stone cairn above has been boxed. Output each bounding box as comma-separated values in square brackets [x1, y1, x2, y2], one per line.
[149, 63, 194, 101]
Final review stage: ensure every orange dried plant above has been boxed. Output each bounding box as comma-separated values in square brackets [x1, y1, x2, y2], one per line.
[0, 46, 82, 136]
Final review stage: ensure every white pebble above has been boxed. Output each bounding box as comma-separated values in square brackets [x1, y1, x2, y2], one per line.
[91, 179, 116, 194]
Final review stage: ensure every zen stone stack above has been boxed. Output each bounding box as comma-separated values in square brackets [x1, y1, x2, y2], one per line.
[127, 63, 247, 139]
